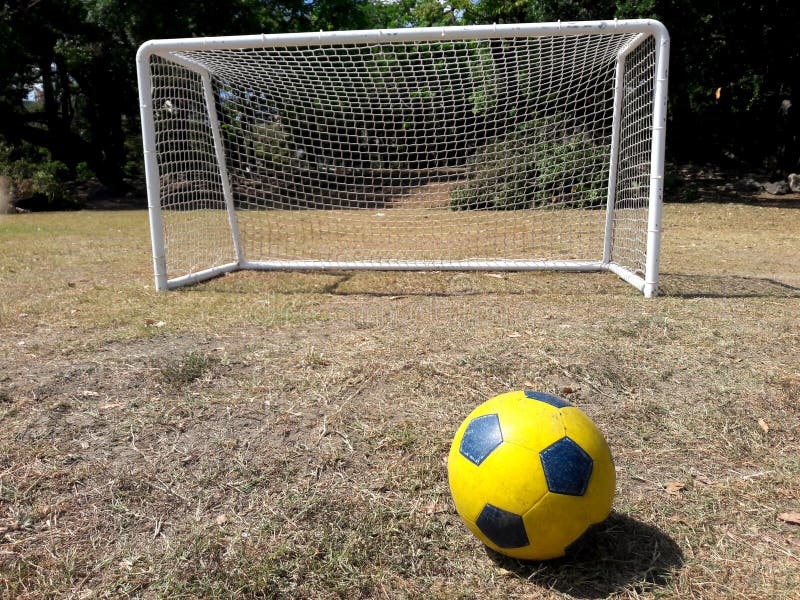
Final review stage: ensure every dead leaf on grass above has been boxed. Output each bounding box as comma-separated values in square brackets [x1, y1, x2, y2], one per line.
[215, 514, 228, 525]
[507, 331, 522, 338]
[561, 386, 574, 394]
[424, 502, 446, 515]
[693, 473, 713, 485]
[667, 515, 688, 525]
[180, 454, 198, 465]
[80, 390, 100, 397]
[523, 381, 536, 388]
[777, 512, 800, 525]
[757, 418, 769, 433]
[664, 481, 686, 495]
[483, 273, 504, 279]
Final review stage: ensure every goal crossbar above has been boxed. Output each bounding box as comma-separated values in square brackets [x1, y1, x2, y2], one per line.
[137, 19, 669, 296]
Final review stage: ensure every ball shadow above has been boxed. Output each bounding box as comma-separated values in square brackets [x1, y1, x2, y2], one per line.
[486, 511, 683, 599]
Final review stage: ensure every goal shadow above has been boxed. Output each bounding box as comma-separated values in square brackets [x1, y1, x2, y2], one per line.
[657, 272, 800, 298]
[486, 511, 684, 599]
[208, 270, 616, 298]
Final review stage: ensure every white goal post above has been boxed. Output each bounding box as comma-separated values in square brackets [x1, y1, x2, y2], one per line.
[137, 20, 669, 296]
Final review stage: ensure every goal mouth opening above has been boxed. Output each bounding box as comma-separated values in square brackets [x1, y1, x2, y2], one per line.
[138, 20, 668, 297]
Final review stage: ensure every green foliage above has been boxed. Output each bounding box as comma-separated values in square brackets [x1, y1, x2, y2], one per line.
[0, 0, 315, 199]
[400, 0, 800, 173]
[450, 127, 607, 211]
[459, 0, 656, 24]
[375, 0, 471, 27]
[0, 140, 74, 209]
[75, 161, 94, 180]
[0, 0, 798, 207]
[159, 352, 219, 390]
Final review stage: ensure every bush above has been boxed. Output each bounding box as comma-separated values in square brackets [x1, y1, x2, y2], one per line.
[450, 125, 608, 211]
[0, 141, 77, 210]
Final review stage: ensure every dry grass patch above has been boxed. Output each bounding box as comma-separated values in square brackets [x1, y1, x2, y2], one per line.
[0, 202, 799, 599]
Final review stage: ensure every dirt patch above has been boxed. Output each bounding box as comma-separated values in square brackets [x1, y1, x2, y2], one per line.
[390, 180, 460, 208]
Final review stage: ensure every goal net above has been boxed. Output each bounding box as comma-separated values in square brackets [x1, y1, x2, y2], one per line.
[137, 20, 669, 296]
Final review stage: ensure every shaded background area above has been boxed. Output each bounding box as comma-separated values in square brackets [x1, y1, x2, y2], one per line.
[0, 0, 798, 211]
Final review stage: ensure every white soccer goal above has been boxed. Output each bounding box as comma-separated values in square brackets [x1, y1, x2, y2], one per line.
[136, 20, 669, 296]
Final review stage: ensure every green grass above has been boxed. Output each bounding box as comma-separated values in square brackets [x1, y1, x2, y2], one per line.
[0, 203, 799, 599]
[159, 352, 221, 390]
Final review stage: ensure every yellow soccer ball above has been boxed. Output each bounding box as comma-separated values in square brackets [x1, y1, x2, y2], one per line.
[447, 390, 615, 560]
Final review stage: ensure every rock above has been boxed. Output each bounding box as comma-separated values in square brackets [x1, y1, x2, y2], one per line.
[736, 177, 763, 192]
[788, 173, 800, 193]
[764, 180, 790, 195]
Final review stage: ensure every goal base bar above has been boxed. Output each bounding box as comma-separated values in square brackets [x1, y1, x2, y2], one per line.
[162, 260, 655, 296]
[162, 262, 240, 290]
[242, 259, 605, 272]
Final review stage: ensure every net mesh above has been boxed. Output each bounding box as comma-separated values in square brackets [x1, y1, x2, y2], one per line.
[149, 57, 234, 276]
[611, 37, 656, 276]
[147, 30, 658, 281]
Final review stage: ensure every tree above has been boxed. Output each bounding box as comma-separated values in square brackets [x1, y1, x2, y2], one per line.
[462, 0, 800, 173]
[0, 0, 314, 198]
[2, 0, 799, 208]
[656, 0, 800, 171]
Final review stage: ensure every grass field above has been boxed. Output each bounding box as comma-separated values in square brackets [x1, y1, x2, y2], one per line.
[1, 199, 799, 599]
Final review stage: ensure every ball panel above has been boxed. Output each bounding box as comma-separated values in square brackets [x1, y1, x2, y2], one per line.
[560, 407, 615, 522]
[459, 413, 503, 466]
[475, 504, 529, 549]
[494, 392, 565, 454]
[448, 441, 548, 522]
[467, 390, 527, 417]
[524, 390, 572, 408]
[520, 492, 595, 560]
[539, 437, 593, 496]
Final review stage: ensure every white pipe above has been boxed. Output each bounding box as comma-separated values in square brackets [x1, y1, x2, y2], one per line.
[156, 53, 211, 77]
[137, 20, 670, 297]
[616, 32, 647, 60]
[241, 259, 607, 272]
[605, 262, 647, 295]
[136, 45, 168, 292]
[643, 22, 670, 298]
[136, 19, 669, 53]
[164, 262, 240, 289]
[201, 73, 245, 265]
[603, 51, 628, 265]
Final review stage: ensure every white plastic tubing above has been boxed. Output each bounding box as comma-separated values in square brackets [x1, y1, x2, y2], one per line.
[136, 19, 669, 294]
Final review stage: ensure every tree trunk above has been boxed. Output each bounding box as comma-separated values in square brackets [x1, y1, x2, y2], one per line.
[0, 176, 13, 214]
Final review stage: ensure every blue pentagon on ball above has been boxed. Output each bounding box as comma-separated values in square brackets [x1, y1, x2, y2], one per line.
[540, 437, 594, 496]
[459, 413, 503, 466]
[475, 503, 529, 549]
[523, 389, 572, 408]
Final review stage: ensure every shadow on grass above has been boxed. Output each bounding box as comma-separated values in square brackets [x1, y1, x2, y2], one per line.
[487, 512, 683, 599]
[658, 272, 800, 298]
[191, 270, 800, 299]
[199, 271, 539, 297]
